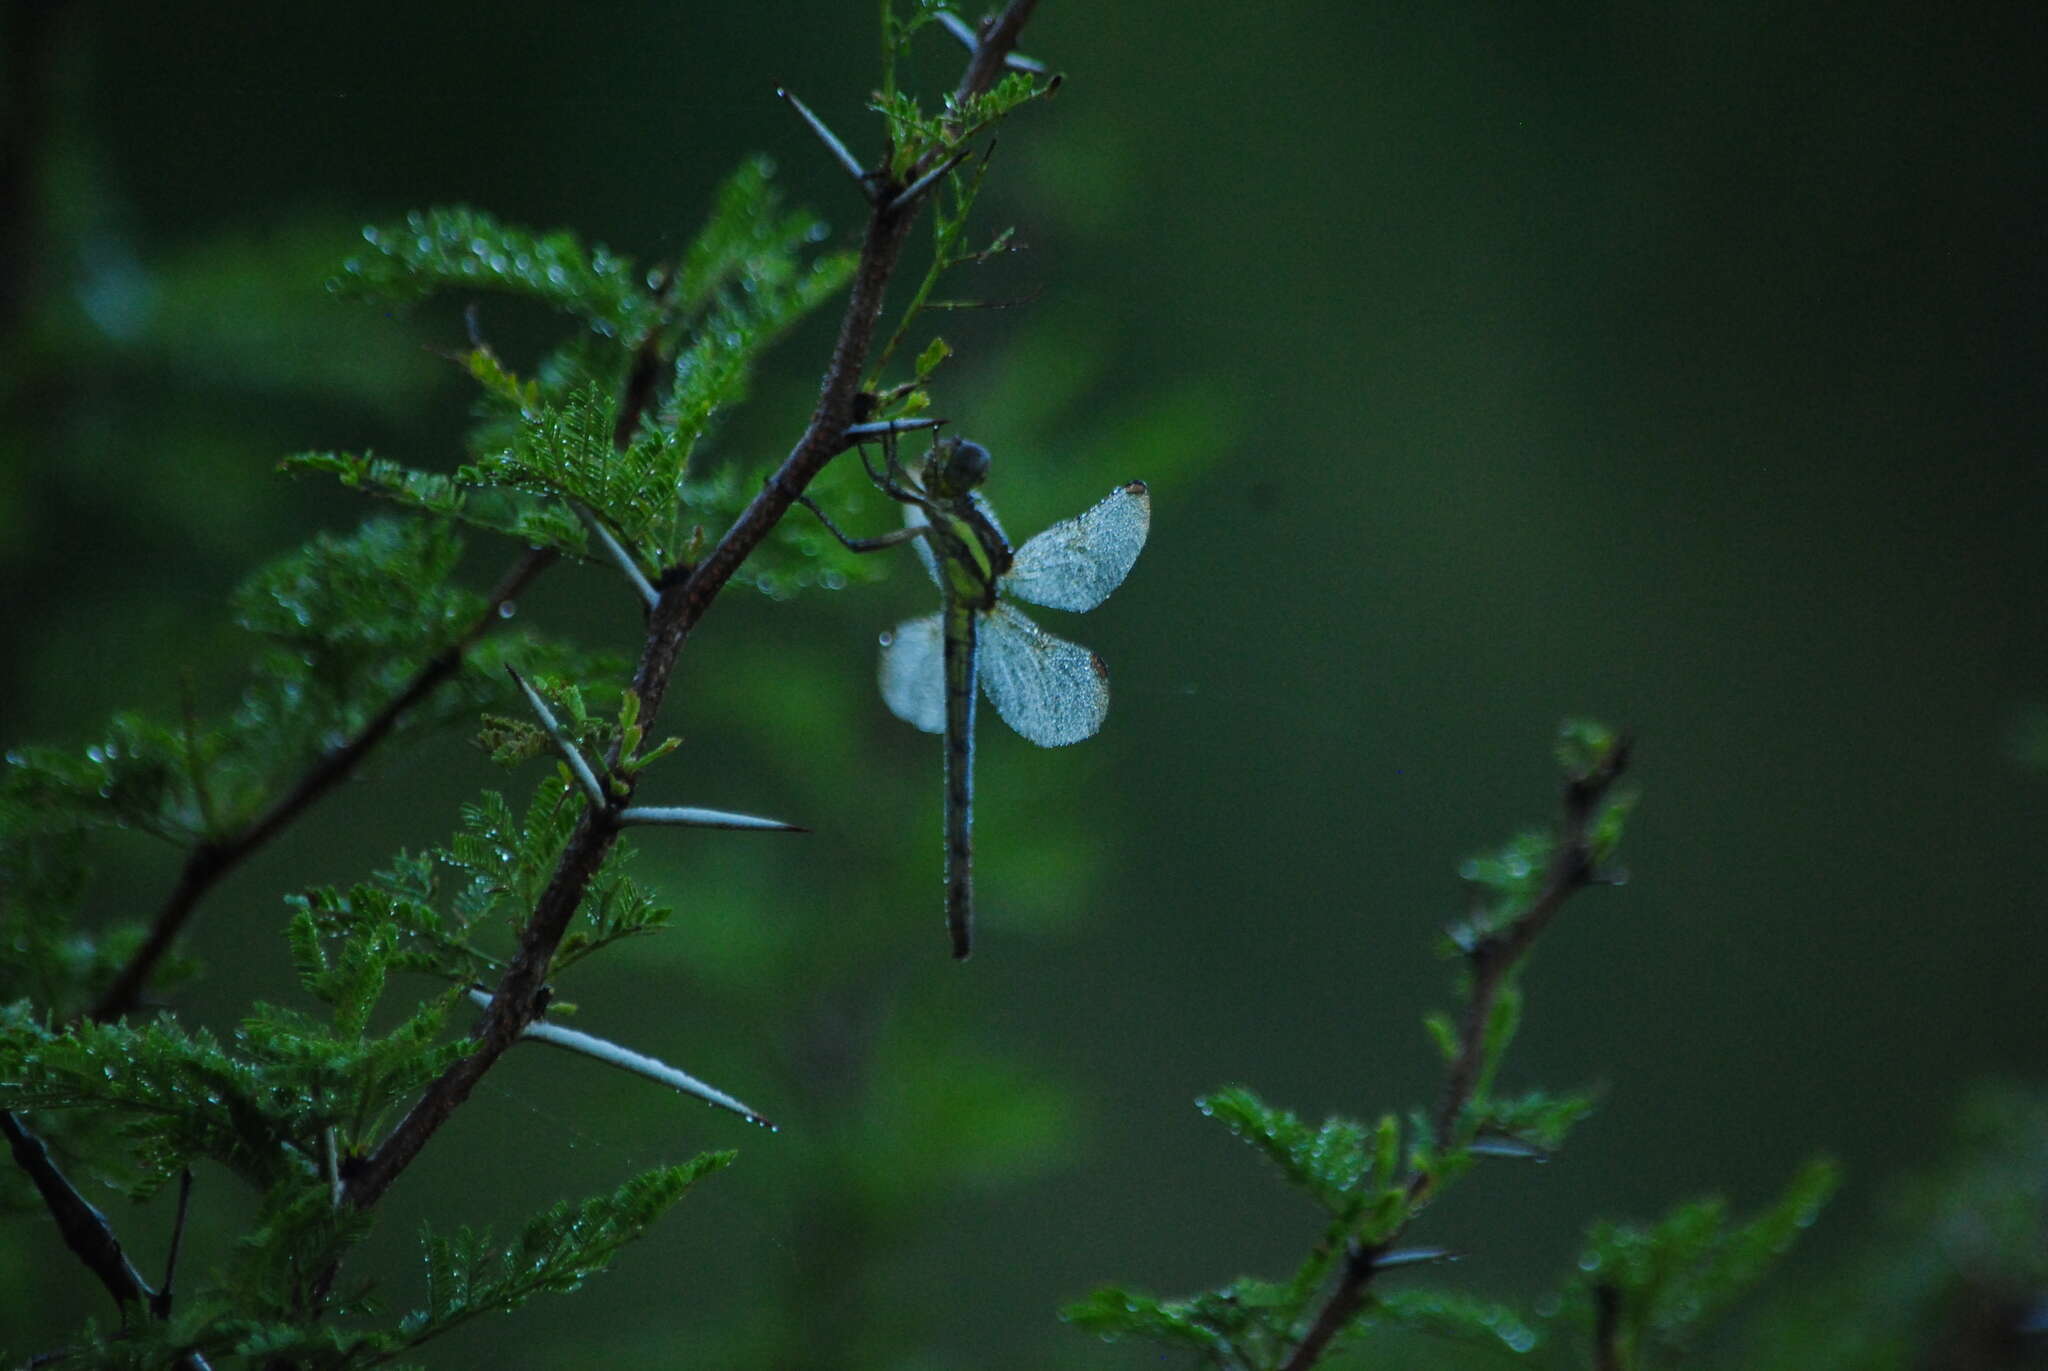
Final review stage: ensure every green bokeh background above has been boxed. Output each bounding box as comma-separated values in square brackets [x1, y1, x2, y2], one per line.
[3, 2, 2042, 1366]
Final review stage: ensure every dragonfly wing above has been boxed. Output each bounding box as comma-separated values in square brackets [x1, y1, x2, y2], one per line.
[878, 612, 948, 734]
[978, 601, 1111, 747]
[1001, 481, 1151, 613]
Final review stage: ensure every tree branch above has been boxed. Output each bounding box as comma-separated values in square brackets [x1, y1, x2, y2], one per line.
[341, 0, 1045, 1213]
[90, 545, 556, 1024]
[1277, 737, 1632, 1371]
[2, 1109, 152, 1310]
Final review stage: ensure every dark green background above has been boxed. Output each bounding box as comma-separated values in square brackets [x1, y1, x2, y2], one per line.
[3, 2, 2042, 1366]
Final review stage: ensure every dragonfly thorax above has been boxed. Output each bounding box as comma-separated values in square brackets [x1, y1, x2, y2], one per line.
[921, 436, 992, 499]
[914, 437, 1011, 609]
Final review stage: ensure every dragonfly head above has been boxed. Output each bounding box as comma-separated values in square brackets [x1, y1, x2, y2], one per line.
[922, 437, 992, 499]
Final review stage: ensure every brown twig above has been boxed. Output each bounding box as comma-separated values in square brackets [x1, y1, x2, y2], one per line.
[151, 1167, 195, 1319]
[90, 545, 556, 1024]
[2, 1109, 153, 1310]
[954, 0, 1042, 105]
[1276, 737, 1632, 1371]
[339, 0, 1045, 1215]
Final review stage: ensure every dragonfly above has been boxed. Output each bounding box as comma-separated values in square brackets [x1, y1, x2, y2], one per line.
[803, 434, 1150, 959]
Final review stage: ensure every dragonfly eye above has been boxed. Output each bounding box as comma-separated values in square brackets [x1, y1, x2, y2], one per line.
[930, 437, 992, 495]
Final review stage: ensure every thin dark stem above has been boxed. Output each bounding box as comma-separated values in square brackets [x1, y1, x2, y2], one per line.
[3, 1114, 213, 1369]
[3, 1110, 152, 1309]
[152, 1168, 195, 1319]
[1593, 1283, 1624, 1371]
[90, 545, 556, 1023]
[1277, 738, 1632, 1371]
[341, 1, 1044, 1214]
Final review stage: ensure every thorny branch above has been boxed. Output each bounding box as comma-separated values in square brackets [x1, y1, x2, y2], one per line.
[21, 1, 1047, 1341]
[340, 0, 1045, 1212]
[1276, 736, 1633, 1371]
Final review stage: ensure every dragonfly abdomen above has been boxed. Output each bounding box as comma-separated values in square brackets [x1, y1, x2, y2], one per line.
[942, 600, 979, 959]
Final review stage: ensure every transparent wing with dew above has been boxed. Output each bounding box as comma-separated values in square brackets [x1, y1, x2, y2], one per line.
[878, 612, 948, 734]
[903, 493, 1008, 585]
[978, 601, 1110, 747]
[1002, 482, 1151, 613]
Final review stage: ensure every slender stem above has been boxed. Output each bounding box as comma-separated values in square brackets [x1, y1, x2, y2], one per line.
[342, 3, 1045, 1213]
[152, 1167, 194, 1318]
[3, 1111, 215, 1369]
[90, 546, 556, 1023]
[2, 1110, 153, 1310]
[1276, 738, 1632, 1371]
[1594, 1283, 1624, 1371]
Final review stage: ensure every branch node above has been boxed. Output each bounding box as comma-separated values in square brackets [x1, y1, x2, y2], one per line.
[886, 147, 970, 216]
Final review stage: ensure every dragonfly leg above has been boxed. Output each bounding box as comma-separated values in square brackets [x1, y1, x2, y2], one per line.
[793, 492, 931, 554]
[852, 438, 927, 506]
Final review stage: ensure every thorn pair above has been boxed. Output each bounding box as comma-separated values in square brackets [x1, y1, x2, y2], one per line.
[932, 10, 1049, 75]
[777, 87, 971, 216]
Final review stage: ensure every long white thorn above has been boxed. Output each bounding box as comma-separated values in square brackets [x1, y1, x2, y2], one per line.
[615, 805, 807, 833]
[777, 86, 872, 192]
[572, 504, 659, 609]
[469, 989, 776, 1129]
[508, 667, 607, 807]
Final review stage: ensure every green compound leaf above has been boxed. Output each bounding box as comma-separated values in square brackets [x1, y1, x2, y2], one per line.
[1559, 1156, 1841, 1364]
[280, 451, 586, 556]
[399, 1154, 733, 1349]
[336, 208, 657, 340]
[1197, 1086, 1403, 1222]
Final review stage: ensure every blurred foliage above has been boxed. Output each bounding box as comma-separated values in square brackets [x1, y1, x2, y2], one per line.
[1745, 1082, 2048, 1371]
[1070, 728, 1838, 1369]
